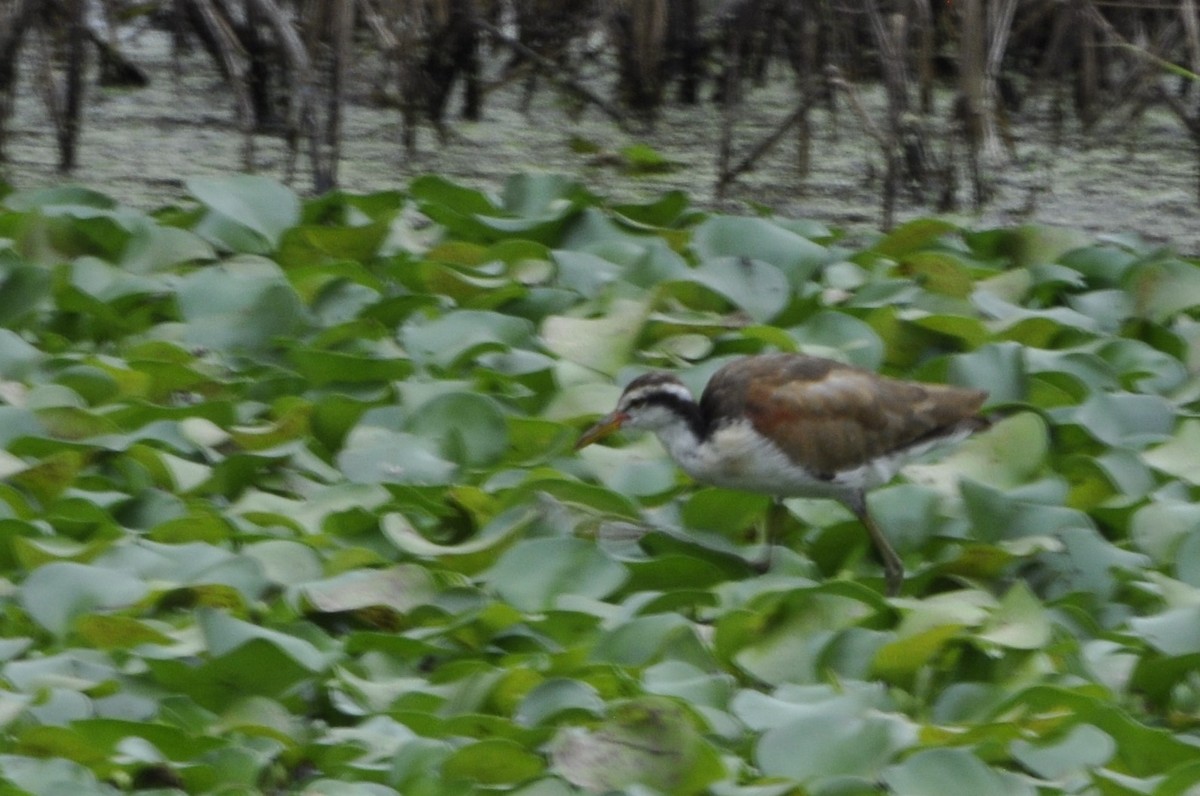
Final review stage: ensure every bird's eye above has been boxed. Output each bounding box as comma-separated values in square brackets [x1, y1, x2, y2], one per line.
[624, 396, 649, 410]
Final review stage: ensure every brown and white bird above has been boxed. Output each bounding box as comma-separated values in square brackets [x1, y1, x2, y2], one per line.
[575, 353, 990, 596]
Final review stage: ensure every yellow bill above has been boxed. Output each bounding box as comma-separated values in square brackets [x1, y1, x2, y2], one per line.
[574, 411, 628, 450]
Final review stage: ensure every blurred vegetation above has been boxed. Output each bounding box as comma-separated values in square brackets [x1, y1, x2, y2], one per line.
[3, 0, 1200, 224]
[0, 172, 1199, 792]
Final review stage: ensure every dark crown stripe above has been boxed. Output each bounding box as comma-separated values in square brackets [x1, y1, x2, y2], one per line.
[626, 387, 708, 441]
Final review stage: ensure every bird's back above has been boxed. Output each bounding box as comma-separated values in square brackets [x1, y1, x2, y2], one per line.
[699, 354, 988, 477]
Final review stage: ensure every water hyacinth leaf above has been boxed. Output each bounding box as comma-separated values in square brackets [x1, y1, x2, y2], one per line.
[990, 685, 1199, 777]
[299, 565, 440, 615]
[243, 540, 324, 586]
[4, 185, 118, 212]
[175, 258, 308, 352]
[691, 215, 826, 285]
[0, 329, 45, 379]
[0, 254, 52, 325]
[789, 311, 885, 369]
[488, 537, 627, 611]
[1035, 526, 1150, 600]
[405, 392, 509, 468]
[1130, 502, 1200, 563]
[120, 222, 215, 273]
[500, 172, 591, 219]
[872, 623, 963, 681]
[944, 342, 1026, 404]
[869, 217, 960, 258]
[1097, 338, 1187, 393]
[381, 507, 534, 574]
[730, 592, 878, 685]
[911, 311, 992, 348]
[515, 679, 606, 727]
[1128, 604, 1200, 656]
[402, 309, 534, 370]
[681, 489, 771, 536]
[442, 738, 546, 785]
[574, 436, 681, 497]
[1128, 256, 1200, 321]
[552, 249, 623, 297]
[592, 612, 696, 667]
[1143, 420, 1200, 485]
[288, 347, 411, 387]
[550, 697, 724, 795]
[0, 756, 117, 796]
[681, 256, 790, 323]
[74, 615, 173, 649]
[1175, 531, 1200, 587]
[277, 220, 390, 268]
[1059, 244, 1139, 285]
[198, 608, 326, 671]
[882, 747, 1035, 796]
[755, 697, 915, 782]
[905, 412, 1047, 495]
[612, 190, 690, 227]
[541, 298, 649, 375]
[19, 562, 150, 636]
[187, 175, 301, 252]
[1011, 723, 1116, 781]
[1067, 391, 1175, 448]
[975, 582, 1051, 650]
[337, 427, 458, 486]
[901, 250, 976, 297]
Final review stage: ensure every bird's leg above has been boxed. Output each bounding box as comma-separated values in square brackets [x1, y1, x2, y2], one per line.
[750, 498, 787, 573]
[846, 494, 904, 597]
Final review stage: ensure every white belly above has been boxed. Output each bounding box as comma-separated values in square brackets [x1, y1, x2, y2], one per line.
[659, 421, 901, 500]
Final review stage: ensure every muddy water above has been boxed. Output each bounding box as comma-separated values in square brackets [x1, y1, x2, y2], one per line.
[6, 29, 1200, 255]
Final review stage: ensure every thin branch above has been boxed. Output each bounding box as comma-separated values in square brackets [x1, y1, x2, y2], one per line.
[476, 18, 629, 131]
[717, 90, 818, 193]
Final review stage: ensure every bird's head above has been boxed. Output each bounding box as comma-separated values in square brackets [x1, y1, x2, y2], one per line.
[575, 372, 696, 449]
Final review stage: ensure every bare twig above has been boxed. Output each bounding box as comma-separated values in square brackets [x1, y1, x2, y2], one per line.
[187, 0, 256, 168]
[0, 0, 37, 162]
[242, 0, 316, 185]
[476, 19, 629, 131]
[716, 89, 818, 194]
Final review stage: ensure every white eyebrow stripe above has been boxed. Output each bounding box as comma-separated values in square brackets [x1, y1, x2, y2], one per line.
[620, 380, 693, 407]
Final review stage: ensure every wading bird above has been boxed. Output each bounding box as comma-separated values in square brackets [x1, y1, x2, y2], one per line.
[575, 353, 990, 596]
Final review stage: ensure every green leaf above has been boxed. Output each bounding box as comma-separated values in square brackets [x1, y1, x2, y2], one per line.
[443, 738, 546, 785]
[550, 697, 724, 794]
[175, 258, 308, 352]
[541, 298, 650, 375]
[1144, 420, 1200, 485]
[19, 561, 150, 636]
[692, 216, 826, 286]
[1011, 723, 1116, 781]
[299, 565, 440, 615]
[406, 392, 509, 468]
[976, 582, 1051, 649]
[883, 748, 1035, 796]
[753, 690, 915, 782]
[516, 679, 605, 727]
[1129, 604, 1200, 656]
[337, 427, 458, 486]
[1128, 256, 1200, 321]
[681, 256, 790, 322]
[488, 537, 628, 611]
[402, 309, 534, 371]
[870, 218, 960, 258]
[187, 175, 301, 252]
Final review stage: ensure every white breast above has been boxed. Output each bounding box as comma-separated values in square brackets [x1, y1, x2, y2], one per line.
[653, 420, 849, 499]
[653, 415, 971, 503]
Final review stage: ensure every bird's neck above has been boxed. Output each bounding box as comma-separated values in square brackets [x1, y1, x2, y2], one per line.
[648, 405, 709, 474]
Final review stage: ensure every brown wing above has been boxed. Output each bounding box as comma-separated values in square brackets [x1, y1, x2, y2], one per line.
[703, 354, 987, 475]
